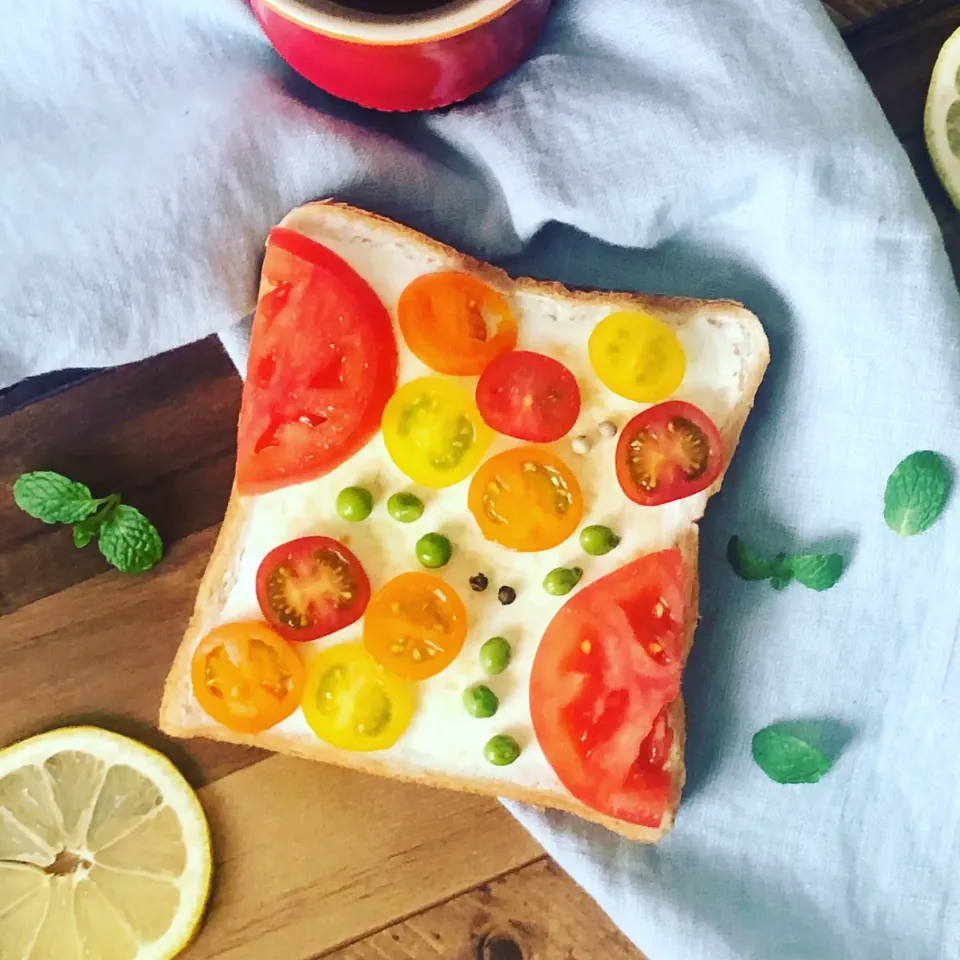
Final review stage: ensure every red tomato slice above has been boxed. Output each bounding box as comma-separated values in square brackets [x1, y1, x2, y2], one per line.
[615, 401, 724, 507]
[236, 228, 399, 495]
[475, 351, 581, 443]
[529, 548, 687, 827]
[255, 536, 371, 643]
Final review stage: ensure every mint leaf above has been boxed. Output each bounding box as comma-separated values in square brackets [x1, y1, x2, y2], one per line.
[13, 471, 100, 524]
[752, 724, 835, 784]
[884, 450, 952, 536]
[727, 537, 778, 581]
[14, 470, 162, 574]
[729, 538, 844, 592]
[786, 553, 844, 591]
[97, 505, 163, 573]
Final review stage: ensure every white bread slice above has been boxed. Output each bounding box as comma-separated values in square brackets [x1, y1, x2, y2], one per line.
[159, 202, 769, 841]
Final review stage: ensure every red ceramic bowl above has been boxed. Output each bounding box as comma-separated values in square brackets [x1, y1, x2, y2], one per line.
[251, 0, 553, 112]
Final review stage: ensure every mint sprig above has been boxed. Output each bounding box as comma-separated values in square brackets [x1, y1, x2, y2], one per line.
[727, 537, 844, 592]
[752, 724, 835, 784]
[13, 471, 162, 574]
[883, 450, 952, 537]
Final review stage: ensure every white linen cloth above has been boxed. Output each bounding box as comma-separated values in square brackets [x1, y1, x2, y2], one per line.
[4, 1, 960, 957]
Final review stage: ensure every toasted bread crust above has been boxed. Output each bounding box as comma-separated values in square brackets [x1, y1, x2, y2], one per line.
[159, 201, 769, 842]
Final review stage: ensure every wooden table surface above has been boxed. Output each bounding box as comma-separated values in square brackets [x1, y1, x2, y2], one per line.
[2, 2, 959, 957]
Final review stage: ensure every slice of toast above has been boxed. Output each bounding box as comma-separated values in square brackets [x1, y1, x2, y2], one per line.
[160, 201, 768, 841]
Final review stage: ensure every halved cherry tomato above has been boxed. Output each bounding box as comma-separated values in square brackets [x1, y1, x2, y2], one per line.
[530, 549, 686, 827]
[302, 642, 416, 751]
[397, 271, 518, 376]
[255, 536, 370, 643]
[236, 228, 399, 495]
[468, 446, 583, 552]
[615, 400, 724, 506]
[364, 572, 468, 681]
[475, 351, 581, 443]
[588, 310, 686, 403]
[382, 377, 494, 488]
[191, 621, 305, 734]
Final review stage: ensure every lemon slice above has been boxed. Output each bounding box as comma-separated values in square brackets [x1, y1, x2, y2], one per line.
[0, 727, 212, 960]
[925, 25, 960, 210]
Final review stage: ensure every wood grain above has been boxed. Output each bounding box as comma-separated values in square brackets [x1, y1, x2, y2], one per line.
[188, 759, 542, 960]
[824, 0, 917, 28]
[321, 859, 637, 960]
[0, 337, 240, 614]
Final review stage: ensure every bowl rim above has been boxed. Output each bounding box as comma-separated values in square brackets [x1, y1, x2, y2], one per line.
[257, 0, 524, 45]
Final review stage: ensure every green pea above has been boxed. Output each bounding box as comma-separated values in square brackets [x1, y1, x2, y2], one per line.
[484, 734, 521, 767]
[479, 636, 511, 675]
[580, 524, 620, 556]
[462, 684, 499, 719]
[387, 492, 424, 523]
[416, 532, 452, 569]
[336, 486, 373, 522]
[543, 566, 583, 596]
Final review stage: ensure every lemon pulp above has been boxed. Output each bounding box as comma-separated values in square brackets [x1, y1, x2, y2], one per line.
[0, 727, 212, 960]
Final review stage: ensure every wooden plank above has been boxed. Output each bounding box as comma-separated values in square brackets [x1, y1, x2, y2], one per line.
[186, 757, 543, 960]
[824, 0, 918, 28]
[320, 859, 638, 960]
[0, 368, 93, 417]
[0, 336, 241, 613]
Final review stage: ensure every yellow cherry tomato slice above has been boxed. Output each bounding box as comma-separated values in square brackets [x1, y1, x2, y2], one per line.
[191, 621, 305, 734]
[398, 271, 518, 376]
[301, 642, 416, 751]
[382, 376, 494, 488]
[588, 310, 686, 403]
[468, 446, 584, 552]
[364, 572, 468, 681]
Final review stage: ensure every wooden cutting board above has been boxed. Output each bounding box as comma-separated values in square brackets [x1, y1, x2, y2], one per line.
[1, 2, 957, 956]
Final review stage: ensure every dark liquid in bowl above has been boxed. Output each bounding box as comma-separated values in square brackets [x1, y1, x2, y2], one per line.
[332, 0, 455, 12]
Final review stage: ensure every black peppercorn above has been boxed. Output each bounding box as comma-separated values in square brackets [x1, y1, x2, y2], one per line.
[469, 572, 489, 592]
[497, 585, 517, 605]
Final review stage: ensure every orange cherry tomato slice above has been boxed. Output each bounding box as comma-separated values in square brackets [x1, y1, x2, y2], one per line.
[191, 621, 305, 734]
[468, 446, 584, 552]
[397, 272, 518, 376]
[363, 572, 468, 681]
